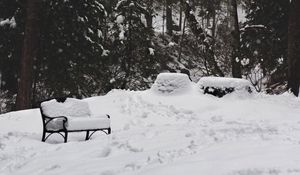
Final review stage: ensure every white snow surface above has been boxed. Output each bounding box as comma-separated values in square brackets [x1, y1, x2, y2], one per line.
[1, 88, 300, 175]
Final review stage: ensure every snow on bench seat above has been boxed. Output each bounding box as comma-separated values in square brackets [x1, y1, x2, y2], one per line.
[151, 73, 192, 95]
[41, 98, 91, 118]
[67, 117, 110, 131]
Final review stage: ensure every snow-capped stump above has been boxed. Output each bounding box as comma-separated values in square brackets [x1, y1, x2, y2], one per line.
[151, 73, 192, 95]
[197, 77, 253, 97]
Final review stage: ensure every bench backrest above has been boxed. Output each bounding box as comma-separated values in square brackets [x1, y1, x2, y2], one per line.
[41, 98, 91, 118]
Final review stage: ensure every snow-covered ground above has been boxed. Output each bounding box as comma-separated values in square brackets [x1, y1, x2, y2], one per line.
[1, 85, 300, 175]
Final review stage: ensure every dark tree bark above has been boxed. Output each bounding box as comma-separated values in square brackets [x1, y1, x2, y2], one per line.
[178, 14, 187, 62]
[179, 0, 183, 30]
[145, 13, 153, 29]
[288, 0, 300, 96]
[144, 0, 153, 29]
[211, 6, 216, 40]
[162, 1, 166, 35]
[16, 0, 41, 110]
[166, 0, 173, 36]
[229, 0, 242, 78]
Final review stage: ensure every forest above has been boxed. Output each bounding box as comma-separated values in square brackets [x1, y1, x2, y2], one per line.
[0, 0, 299, 113]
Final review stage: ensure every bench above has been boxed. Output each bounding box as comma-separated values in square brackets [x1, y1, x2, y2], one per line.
[40, 97, 111, 143]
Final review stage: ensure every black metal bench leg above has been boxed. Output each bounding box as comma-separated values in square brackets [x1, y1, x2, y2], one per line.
[42, 131, 46, 142]
[108, 128, 111, 134]
[85, 131, 90, 140]
[64, 132, 68, 143]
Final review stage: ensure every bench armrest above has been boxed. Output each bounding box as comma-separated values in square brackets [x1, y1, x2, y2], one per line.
[44, 116, 68, 131]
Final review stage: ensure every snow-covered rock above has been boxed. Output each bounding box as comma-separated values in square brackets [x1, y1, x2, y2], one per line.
[151, 73, 192, 95]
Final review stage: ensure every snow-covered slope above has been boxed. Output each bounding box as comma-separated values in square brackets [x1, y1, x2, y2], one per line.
[1, 87, 300, 175]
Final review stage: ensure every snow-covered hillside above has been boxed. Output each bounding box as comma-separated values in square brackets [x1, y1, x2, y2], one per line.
[1, 86, 300, 175]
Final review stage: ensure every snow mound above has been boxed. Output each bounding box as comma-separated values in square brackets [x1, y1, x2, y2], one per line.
[151, 73, 192, 95]
[41, 98, 91, 118]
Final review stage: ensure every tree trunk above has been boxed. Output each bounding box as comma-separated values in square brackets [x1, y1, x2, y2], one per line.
[145, 0, 153, 29]
[211, 6, 216, 40]
[0, 70, 2, 90]
[145, 14, 153, 29]
[166, 0, 173, 36]
[162, 1, 165, 36]
[288, 0, 300, 96]
[229, 0, 242, 78]
[179, 0, 183, 30]
[16, 0, 41, 110]
[178, 15, 187, 62]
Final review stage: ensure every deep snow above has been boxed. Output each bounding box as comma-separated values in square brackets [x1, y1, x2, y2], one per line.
[1, 86, 300, 175]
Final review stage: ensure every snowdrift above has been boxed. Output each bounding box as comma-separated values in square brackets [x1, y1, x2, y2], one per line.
[1, 86, 300, 175]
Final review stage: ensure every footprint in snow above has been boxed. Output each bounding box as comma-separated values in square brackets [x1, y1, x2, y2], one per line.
[124, 163, 141, 171]
[97, 147, 111, 157]
[143, 130, 158, 139]
[117, 141, 143, 152]
[0, 142, 5, 150]
[187, 140, 197, 150]
[140, 112, 149, 118]
[100, 170, 116, 175]
[43, 164, 61, 172]
[182, 109, 194, 115]
[123, 123, 130, 130]
[211, 115, 223, 123]
[185, 132, 195, 138]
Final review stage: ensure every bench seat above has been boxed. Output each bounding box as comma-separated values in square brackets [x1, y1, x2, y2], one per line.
[67, 117, 110, 131]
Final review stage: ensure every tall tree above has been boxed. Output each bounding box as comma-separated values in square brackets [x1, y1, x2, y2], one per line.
[110, 0, 159, 90]
[166, 0, 173, 36]
[38, 0, 107, 98]
[16, 0, 41, 110]
[0, 0, 24, 94]
[288, 0, 300, 96]
[241, 0, 289, 87]
[228, 0, 241, 78]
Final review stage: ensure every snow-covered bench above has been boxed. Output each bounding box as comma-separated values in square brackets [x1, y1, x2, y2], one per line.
[197, 77, 253, 97]
[40, 97, 111, 143]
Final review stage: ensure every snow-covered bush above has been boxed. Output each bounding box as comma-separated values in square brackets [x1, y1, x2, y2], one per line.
[197, 77, 254, 97]
[151, 73, 192, 95]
